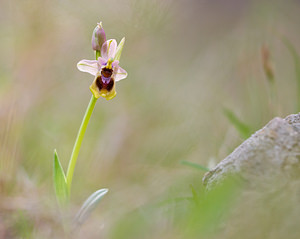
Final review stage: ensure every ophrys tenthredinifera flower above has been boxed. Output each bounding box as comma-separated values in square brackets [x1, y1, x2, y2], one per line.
[77, 38, 127, 100]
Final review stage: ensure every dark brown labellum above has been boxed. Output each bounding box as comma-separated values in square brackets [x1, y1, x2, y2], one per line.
[95, 67, 114, 92]
[106, 79, 114, 91]
[96, 76, 103, 90]
[102, 68, 113, 78]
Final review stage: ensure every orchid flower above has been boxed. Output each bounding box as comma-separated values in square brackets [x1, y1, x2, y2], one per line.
[77, 38, 127, 100]
[54, 22, 127, 209]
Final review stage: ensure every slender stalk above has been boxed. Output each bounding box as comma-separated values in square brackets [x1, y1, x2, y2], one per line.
[95, 50, 100, 60]
[66, 95, 97, 193]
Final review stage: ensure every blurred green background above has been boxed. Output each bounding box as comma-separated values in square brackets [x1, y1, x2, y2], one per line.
[0, 0, 300, 238]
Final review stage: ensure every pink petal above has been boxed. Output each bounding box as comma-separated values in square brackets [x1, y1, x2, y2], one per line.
[101, 39, 117, 60]
[112, 60, 119, 68]
[115, 66, 128, 82]
[98, 57, 107, 66]
[77, 59, 99, 75]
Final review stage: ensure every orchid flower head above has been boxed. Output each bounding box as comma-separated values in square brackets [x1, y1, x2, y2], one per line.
[77, 38, 127, 100]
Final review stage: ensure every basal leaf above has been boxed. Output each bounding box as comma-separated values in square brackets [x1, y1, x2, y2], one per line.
[74, 188, 108, 226]
[53, 149, 68, 205]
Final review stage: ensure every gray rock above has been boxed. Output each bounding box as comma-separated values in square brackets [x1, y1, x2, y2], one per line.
[201, 113, 300, 239]
[203, 113, 300, 191]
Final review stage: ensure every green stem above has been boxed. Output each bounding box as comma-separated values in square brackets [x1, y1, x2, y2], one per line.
[66, 95, 97, 193]
[95, 50, 100, 60]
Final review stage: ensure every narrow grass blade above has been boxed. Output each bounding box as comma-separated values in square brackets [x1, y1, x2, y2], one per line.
[74, 188, 108, 226]
[282, 37, 300, 111]
[223, 108, 252, 139]
[180, 160, 210, 172]
[53, 150, 68, 205]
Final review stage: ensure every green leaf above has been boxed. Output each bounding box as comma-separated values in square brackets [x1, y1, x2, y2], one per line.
[223, 108, 252, 139]
[74, 188, 108, 226]
[53, 150, 68, 205]
[282, 37, 300, 111]
[180, 160, 210, 172]
[114, 37, 125, 62]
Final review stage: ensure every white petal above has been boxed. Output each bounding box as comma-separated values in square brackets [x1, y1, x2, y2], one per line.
[101, 39, 117, 60]
[115, 66, 128, 82]
[77, 60, 99, 76]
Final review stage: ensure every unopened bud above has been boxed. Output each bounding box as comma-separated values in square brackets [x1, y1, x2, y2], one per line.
[91, 22, 106, 51]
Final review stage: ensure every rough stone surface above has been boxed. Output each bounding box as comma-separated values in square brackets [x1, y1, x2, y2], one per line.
[202, 113, 300, 239]
[203, 112, 300, 191]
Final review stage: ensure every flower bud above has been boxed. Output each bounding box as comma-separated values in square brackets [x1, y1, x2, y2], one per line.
[91, 22, 106, 51]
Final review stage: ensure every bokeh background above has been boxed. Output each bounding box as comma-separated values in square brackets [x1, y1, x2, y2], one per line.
[1, 0, 300, 238]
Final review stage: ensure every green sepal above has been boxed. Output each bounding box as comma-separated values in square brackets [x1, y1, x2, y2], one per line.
[114, 37, 125, 62]
[53, 149, 69, 205]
